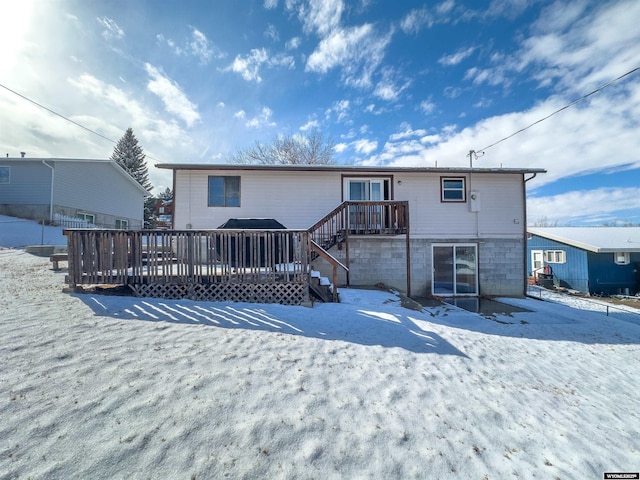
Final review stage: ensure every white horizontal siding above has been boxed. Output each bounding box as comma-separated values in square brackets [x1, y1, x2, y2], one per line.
[174, 169, 526, 238]
[393, 173, 524, 238]
[175, 169, 342, 229]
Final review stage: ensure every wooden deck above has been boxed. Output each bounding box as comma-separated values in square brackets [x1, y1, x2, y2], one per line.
[64, 229, 312, 305]
[63, 200, 411, 304]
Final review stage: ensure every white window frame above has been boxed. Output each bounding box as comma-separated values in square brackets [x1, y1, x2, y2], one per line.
[77, 212, 95, 224]
[614, 252, 630, 265]
[115, 219, 129, 230]
[441, 177, 466, 202]
[343, 177, 391, 201]
[432, 243, 478, 296]
[544, 250, 566, 264]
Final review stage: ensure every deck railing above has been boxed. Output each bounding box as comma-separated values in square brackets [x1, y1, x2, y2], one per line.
[63, 201, 411, 303]
[64, 229, 311, 304]
[308, 200, 409, 249]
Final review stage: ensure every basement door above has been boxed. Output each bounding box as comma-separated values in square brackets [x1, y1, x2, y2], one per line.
[432, 244, 478, 296]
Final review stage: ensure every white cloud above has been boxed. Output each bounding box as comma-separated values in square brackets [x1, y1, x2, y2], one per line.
[156, 28, 224, 64]
[325, 100, 350, 122]
[264, 24, 279, 42]
[188, 28, 214, 64]
[286, 37, 301, 50]
[97, 17, 124, 41]
[268, 53, 295, 69]
[228, 48, 269, 82]
[299, 119, 319, 131]
[234, 110, 246, 119]
[399, 0, 455, 34]
[389, 123, 427, 141]
[334, 143, 348, 153]
[144, 63, 200, 127]
[297, 0, 344, 36]
[307, 24, 392, 88]
[245, 107, 276, 128]
[438, 46, 476, 66]
[420, 99, 436, 114]
[468, 0, 640, 95]
[227, 49, 294, 82]
[352, 138, 378, 154]
[217, 102, 225, 108]
[264, 0, 278, 9]
[528, 187, 640, 225]
[400, 7, 432, 34]
[373, 68, 411, 102]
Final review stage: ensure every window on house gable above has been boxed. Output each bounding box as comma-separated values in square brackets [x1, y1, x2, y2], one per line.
[208, 176, 240, 207]
[544, 250, 566, 264]
[441, 177, 466, 202]
[0, 166, 10, 184]
[614, 252, 630, 265]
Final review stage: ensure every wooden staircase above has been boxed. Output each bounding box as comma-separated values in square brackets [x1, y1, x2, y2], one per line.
[306, 200, 410, 302]
[309, 271, 334, 303]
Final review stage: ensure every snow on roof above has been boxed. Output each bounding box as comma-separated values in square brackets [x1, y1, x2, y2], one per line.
[528, 227, 640, 253]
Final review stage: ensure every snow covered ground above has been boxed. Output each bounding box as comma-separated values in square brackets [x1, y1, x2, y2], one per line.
[1, 217, 639, 479]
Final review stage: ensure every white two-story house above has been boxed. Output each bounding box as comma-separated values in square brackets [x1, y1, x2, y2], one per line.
[156, 163, 544, 298]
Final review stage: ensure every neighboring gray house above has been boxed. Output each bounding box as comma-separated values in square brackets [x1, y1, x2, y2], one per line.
[0, 158, 148, 229]
[157, 163, 545, 298]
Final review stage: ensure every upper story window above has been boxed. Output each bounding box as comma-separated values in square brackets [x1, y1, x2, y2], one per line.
[0, 166, 10, 184]
[208, 176, 240, 207]
[544, 250, 566, 264]
[441, 177, 466, 202]
[343, 177, 391, 201]
[614, 252, 630, 265]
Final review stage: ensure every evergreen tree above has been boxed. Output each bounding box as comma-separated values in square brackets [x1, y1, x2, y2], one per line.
[110, 128, 152, 191]
[158, 187, 173, 200]
[144, 196, 157, 229]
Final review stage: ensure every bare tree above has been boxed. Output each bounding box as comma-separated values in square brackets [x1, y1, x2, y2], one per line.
[533, 216, 559, 227]
[230, 129, 335, 165]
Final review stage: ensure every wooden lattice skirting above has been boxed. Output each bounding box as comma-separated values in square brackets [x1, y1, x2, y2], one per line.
[129, 282, 310, 306]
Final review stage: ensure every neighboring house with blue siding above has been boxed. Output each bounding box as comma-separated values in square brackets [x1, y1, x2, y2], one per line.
[0, 158, 148, 229]
[527, 227, 640, 295]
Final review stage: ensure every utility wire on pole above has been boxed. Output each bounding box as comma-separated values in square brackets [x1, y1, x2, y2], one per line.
[468, 65, 640, 160]
[0, 82, 164, 163]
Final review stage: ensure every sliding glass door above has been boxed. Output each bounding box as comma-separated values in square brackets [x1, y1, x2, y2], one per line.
[432, 244, 478, 296]
[344, 178, 389, 231]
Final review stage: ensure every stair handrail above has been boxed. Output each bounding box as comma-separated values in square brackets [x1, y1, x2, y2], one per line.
[308, 202, 348, 244]
[310, 239, 349, 302]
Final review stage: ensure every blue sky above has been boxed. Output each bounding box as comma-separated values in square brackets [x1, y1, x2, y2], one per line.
[1, 0, 639, 225]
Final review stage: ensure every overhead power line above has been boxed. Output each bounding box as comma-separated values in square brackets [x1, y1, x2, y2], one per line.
[0, 83, 162, 162]
[469, 65, 640, 160]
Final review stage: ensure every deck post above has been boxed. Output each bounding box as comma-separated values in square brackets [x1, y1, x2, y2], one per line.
[405, 204, 411, 297]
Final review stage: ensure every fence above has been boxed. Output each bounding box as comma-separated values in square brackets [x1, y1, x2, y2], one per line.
[527, 285, 640, 318]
